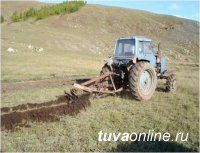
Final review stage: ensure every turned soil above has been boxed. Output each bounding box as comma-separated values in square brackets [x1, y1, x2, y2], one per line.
[1, 95, 90, 131]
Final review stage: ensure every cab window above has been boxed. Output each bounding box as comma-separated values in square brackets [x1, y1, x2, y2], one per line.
[115, 39, 135, 56]
[138, 41, 152, 53]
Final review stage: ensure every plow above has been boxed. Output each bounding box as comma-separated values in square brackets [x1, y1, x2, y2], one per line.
[65, 72, 123, 101]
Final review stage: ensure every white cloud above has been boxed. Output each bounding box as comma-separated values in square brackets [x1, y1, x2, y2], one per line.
[169, 3, 182, 11]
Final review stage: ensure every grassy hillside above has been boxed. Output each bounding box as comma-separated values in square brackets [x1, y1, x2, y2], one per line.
[1, 2, 199, 82]
[1, 1, 48, 20]
[11, 1, 85, 22]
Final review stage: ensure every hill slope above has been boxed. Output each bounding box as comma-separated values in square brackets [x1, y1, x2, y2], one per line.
[1, 1, 49, 18]
[2, 2, 199, 57]
[1, 1, 199, 82]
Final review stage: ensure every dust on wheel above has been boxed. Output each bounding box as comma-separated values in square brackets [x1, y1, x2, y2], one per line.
[129, 61, 157, 101]
[166, 74, 177, 92]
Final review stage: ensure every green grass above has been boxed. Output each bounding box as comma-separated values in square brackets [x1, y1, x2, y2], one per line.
[2, 49, 103, 83]
[1, 15, 4, 23]
[1, 18, 105, 83]
[11, 1, 85, 22]
[1, 85, 72, 108]
[1, 64, 199, 152]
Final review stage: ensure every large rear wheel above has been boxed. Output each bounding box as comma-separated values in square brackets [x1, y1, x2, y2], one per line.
[129, 62, 157, 101]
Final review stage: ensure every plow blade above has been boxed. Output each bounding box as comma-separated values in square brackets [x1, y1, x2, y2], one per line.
[65, 72, 123, 101]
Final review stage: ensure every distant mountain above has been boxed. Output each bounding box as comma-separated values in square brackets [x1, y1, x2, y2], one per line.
[1, 1, 199, 62]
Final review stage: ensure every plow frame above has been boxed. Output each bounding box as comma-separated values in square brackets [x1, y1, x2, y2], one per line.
[65, 72, 123, 100]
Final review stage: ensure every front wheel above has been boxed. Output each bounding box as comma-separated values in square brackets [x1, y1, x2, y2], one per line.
[100, 65, 110, 75]
[100, 65, 122, 90]
[166, 74, 177, 92]
[129, 62, 157, 101]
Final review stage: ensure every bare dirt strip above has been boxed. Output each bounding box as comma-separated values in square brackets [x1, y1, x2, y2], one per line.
[1, 95, 90, 131]
[1, 77, 92, 93]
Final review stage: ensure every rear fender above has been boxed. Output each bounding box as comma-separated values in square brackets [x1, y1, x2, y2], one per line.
[137, 54, 157, 67]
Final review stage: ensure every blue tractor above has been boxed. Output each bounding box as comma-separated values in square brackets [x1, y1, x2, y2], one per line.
[100, 36, 177, 100]
[65, 36, 176, 101]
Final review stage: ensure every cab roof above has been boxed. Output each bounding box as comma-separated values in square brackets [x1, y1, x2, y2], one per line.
[117, 36, 152, 42]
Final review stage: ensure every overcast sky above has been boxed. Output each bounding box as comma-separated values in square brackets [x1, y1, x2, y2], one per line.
[38, 0, 199, 21]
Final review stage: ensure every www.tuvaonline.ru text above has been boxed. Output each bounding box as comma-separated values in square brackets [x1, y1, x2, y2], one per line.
[98, 130, 189, 142]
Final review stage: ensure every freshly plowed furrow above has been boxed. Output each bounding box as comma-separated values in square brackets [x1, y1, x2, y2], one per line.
[1, 95, 90, 131]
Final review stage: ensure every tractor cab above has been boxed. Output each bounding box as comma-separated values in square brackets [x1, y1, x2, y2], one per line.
[114, 38, 136, 57]
[113, 36, 166, 73]
[114, 36, 154, 58]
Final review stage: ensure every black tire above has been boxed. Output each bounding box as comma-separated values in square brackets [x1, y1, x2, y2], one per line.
[129, 61, 157, 101]
[100, 65, 122, 90]
[166, 74, 177, 92]
[99, 65, 111, 89]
